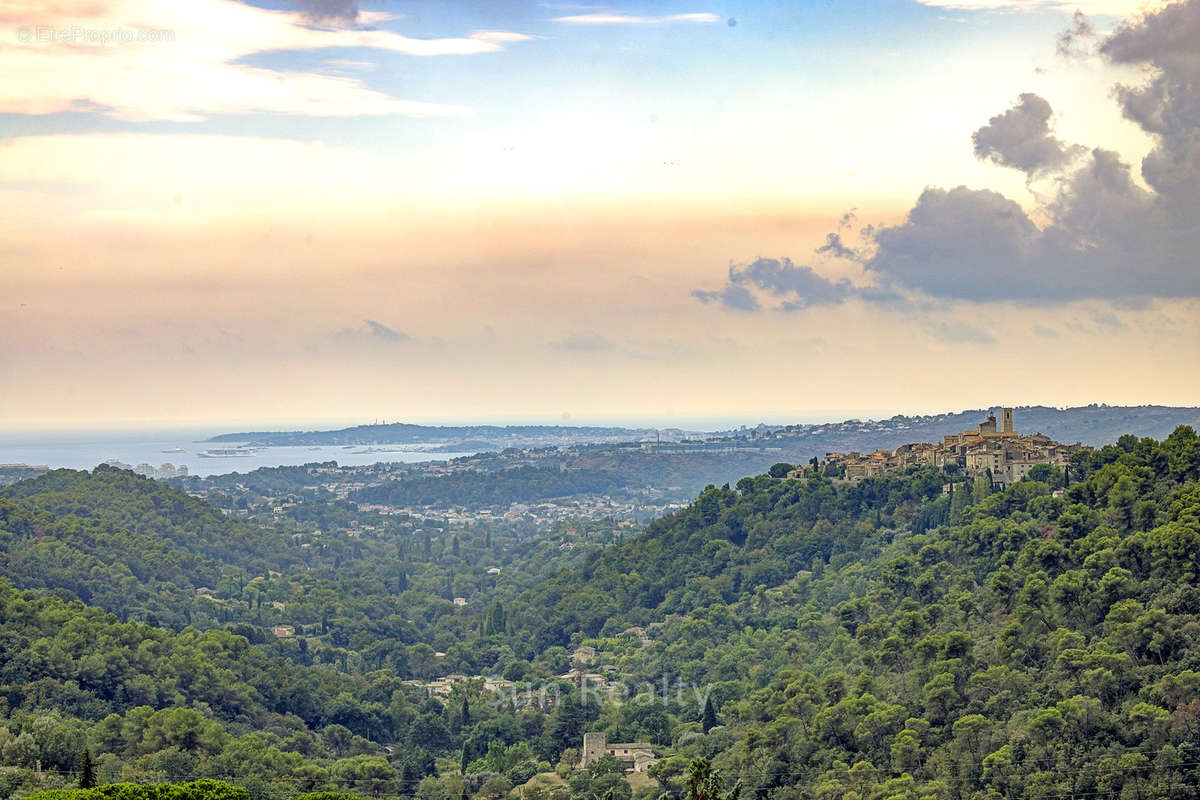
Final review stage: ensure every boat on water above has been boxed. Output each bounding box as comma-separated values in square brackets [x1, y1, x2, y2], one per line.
[198, 447, 258, 458]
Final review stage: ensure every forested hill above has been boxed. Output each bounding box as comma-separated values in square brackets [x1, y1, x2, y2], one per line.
[1, 428, 1199, 800]
[0, 464, 614, 667]
[510, 468, 949, 648]
[0, 580, 581, 798]
[511, 426, 1200, 651]
[351, 467, 628, 508]
[511, 425, 1200, 799]
[0, 465, 297, 625]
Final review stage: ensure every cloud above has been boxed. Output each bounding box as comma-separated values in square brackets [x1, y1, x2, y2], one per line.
[1063, 308, 1131, 334]
[552, 12, 720, 24]
[550, 333, 617, 352]
[971, 93, 1082, 174]
[814, 232, 861, 261]
[1089, 308, 1127, 329]
[867, 186, 1040, 300]
[692, 282, 761, 311]
[469, 30, 537, 43]
[694, 0, 1200, 309]
[363, 319, 408, 341]
[692, 258, 855, 311]
[1057, 10, 1096, 56]
[1102, 0, 1200, 206]
[296, 0, 358, 24]
[863, 142, 1177, 302]
[0, 0, 530, 121]
[924, 320, 997, 345]
[911, 0, 1155, 14]
[334, 319, 410, 345]
[322, 58, 374, 72]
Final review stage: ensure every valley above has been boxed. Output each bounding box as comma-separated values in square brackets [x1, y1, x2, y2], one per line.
[1, 422, 1198, 799]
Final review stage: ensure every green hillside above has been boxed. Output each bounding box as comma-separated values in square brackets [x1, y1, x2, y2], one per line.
[0, 465, 607, 674]
[569, 428, 1200, 799]
[0, 427, 1198, 800]
[0, 465, 295, 626]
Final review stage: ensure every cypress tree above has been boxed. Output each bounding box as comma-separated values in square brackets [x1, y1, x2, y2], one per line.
[78, 747, 97, 789]
[701, 695, 718, 734]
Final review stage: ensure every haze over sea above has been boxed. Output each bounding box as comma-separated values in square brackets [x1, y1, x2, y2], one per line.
[0, 429, 471, 477]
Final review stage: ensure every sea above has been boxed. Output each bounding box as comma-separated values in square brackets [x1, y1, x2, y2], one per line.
[0, 429, 472, 478]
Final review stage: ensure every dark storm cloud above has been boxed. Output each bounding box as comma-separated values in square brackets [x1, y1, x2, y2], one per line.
[692, 0, 1200, 310]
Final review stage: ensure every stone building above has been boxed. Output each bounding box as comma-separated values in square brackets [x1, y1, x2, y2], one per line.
[580, 732, 656, 773]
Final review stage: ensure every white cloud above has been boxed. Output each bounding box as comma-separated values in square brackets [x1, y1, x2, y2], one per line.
[551, 12, 720, 24]
[322, 58, 374, 71]
[0, 0, 529, 121]
[469, 30, 537, 43]
[912, 0, 1162, 15]
[356, 11, 400, 25]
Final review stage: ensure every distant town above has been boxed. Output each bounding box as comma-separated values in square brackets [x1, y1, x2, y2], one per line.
[811, 407, 1089, 485]
[102, 459, 190, 480]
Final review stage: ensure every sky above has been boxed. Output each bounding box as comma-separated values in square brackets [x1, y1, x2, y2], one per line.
[1, 0, 1198, 430]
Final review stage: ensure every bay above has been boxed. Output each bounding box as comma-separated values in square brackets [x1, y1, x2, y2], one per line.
[0, 429, 471, 477]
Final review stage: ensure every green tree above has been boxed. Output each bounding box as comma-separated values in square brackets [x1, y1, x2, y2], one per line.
[700, 696, 718, 734]
[77, 748, 96, 789]
[686, 759, 738, 800]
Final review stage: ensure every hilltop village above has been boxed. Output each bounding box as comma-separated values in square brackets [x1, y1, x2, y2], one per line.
[813, 407, 1089, 486]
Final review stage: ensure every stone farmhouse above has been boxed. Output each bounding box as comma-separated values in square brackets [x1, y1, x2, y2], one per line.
[580, 732, 657, 773]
